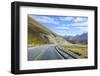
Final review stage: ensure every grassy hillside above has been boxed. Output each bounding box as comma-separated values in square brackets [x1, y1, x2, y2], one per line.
[28, 16, 58, 47]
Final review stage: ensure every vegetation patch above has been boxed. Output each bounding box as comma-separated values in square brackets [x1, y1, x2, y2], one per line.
[60, 45, 88, 58]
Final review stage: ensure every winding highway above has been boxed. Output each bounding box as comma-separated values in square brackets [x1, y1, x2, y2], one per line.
[28, 44, 80, 61]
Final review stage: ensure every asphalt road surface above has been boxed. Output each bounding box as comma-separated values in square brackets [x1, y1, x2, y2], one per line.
[28, 44, 80, 61]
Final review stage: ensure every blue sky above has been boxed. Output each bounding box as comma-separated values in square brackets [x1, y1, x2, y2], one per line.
[29, 15, 88, 36]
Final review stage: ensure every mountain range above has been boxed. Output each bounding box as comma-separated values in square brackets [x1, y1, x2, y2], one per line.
[63, 33, 88, 44]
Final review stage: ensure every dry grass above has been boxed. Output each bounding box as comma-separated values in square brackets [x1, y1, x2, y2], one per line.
[60, 44, 88, 58]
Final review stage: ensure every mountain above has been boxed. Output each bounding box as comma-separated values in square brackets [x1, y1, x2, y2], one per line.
[28, 16, 71, 47]
[63, 33, 88, 44]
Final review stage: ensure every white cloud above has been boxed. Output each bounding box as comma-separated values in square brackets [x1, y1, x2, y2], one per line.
[31, 16, 59, 25]
[60, 16, 88, 23]
[74, 17, 87, 22]
[56, 26, 69, 30]
[55, 30, 67, 36]
[68, 21, 88, 32]
[60, 17, 74, 21]
[68, 21, 88, 27]
[76, 27, 88, 32]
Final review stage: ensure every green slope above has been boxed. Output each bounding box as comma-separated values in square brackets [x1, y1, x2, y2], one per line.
[28, 16, 57, 47]
[28, 16, 56, 35]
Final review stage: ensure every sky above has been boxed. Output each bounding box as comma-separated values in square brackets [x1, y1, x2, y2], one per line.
[29, 15, 88, 36]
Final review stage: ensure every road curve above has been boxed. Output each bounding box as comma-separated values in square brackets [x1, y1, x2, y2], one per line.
[28, 44, 80, 61]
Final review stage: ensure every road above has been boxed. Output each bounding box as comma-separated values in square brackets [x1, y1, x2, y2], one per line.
[28, 44, 80, 61]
